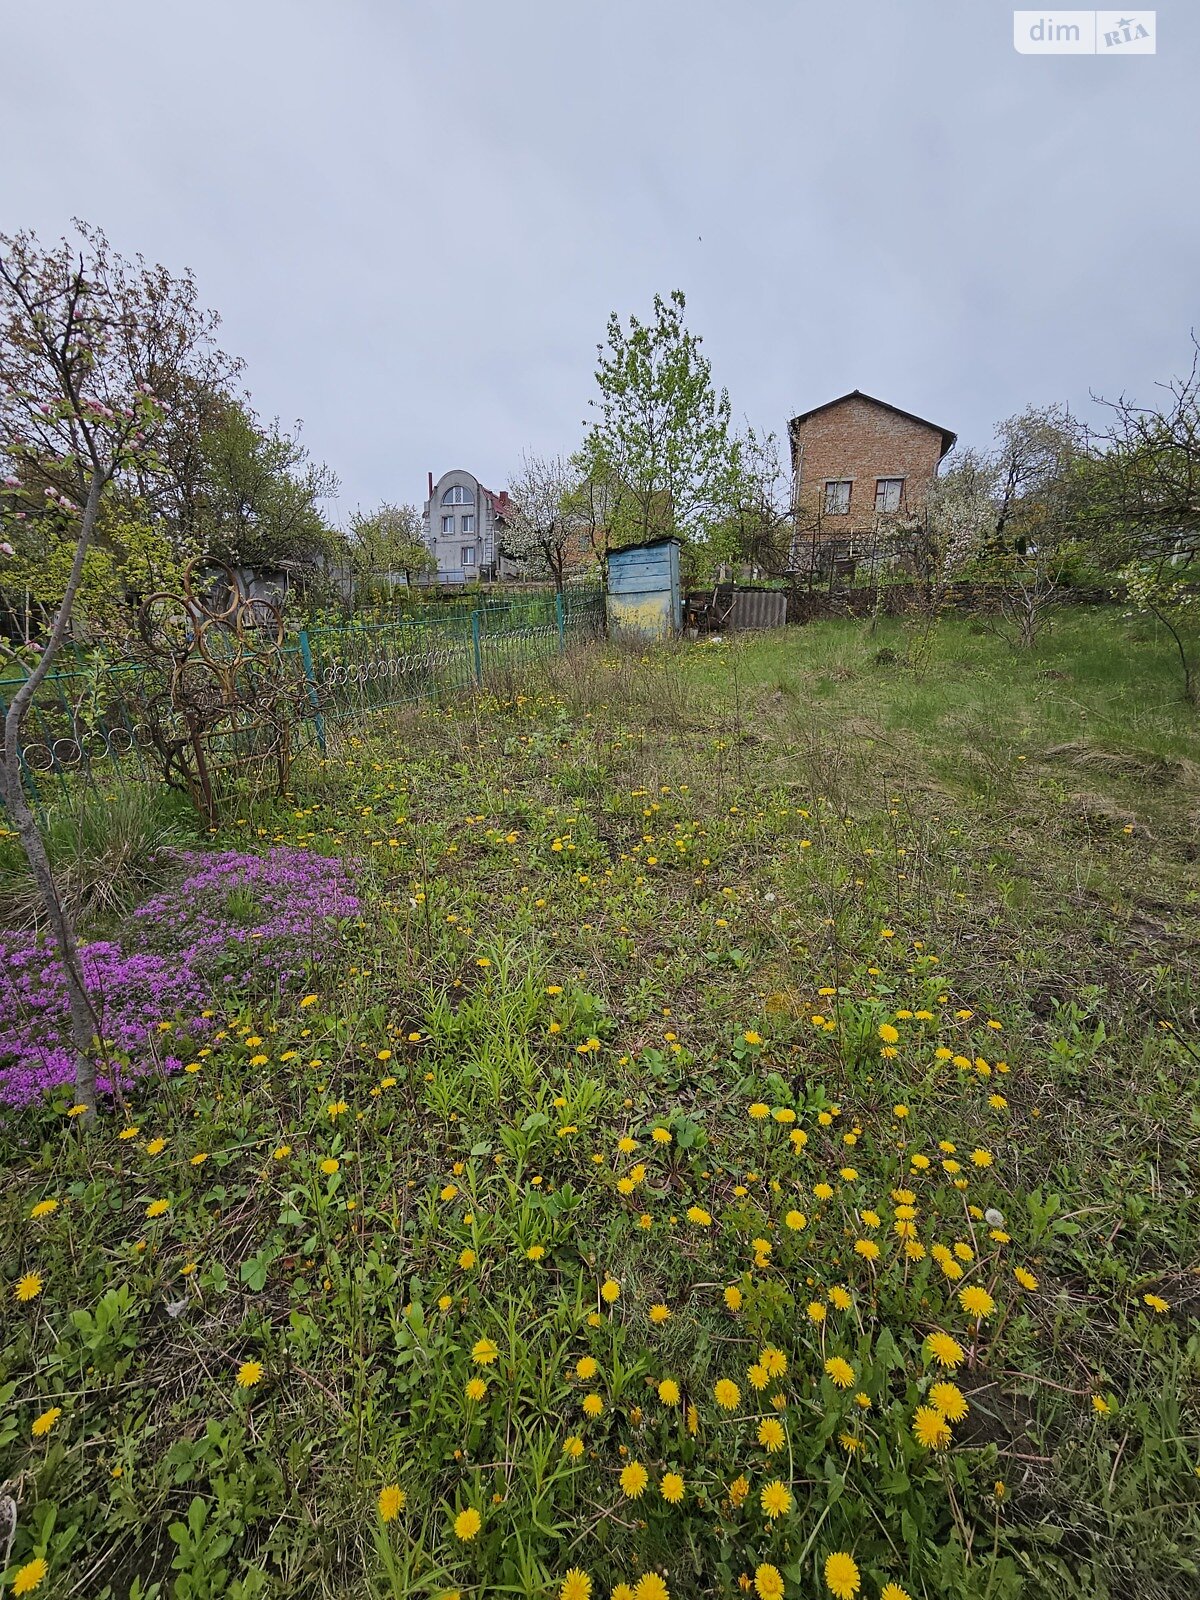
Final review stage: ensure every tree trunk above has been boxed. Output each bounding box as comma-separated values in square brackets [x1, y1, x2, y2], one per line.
[1, 470, 109, 1117]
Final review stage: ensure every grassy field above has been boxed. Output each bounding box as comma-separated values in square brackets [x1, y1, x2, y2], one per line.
[1, 607, 1198, 1600]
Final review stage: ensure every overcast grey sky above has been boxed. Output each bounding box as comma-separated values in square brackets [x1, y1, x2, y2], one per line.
[3, 2, 1194, 518]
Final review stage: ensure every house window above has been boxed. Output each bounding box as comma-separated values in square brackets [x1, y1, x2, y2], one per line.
[875, 478, 904, 513]
[441, 484, 474, 505]
[462, 546, 475, 567]
[461, 514, 475, 533]
[442, 515, 454, 534]
[823, 480, 852, 515]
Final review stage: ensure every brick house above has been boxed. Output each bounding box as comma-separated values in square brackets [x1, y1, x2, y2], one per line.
[787, 391, 957, 554]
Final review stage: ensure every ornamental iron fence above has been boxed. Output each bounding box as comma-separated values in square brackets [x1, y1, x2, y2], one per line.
[0, 582, 604, 812]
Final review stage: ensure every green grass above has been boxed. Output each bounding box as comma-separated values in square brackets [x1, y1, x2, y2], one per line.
[1, 606, 1198, 1600]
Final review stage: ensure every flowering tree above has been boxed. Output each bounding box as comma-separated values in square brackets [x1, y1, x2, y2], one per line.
[0, 222, 226, 1115]
[500, 453, 583, 592]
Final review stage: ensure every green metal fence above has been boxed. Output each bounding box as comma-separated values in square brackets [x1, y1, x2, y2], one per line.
[0, 584, 605, 797]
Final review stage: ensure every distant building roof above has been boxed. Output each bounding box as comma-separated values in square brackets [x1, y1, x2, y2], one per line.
[788, 389, 957, 459]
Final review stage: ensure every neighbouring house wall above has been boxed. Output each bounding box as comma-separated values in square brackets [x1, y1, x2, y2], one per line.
[422, 469, 497, 582]
[791, 396, 946, 537]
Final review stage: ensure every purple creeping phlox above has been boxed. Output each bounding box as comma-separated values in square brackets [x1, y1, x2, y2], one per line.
[132, 849, 360, 987]
[0, 848, 358, 1108]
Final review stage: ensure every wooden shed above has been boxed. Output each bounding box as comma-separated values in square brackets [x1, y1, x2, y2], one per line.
[606, 538, 683, 640]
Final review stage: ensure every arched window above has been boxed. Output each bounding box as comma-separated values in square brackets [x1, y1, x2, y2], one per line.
[441, 484, 475, 506]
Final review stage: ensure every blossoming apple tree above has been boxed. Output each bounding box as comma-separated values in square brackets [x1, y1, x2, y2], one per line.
[0, 222, 227, 1115]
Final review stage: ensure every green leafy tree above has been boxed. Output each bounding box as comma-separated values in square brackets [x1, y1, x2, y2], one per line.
[348, 501, 433, 596]
[188, 397, 340, 575]
[700, 425, 795, 581]
[2, 495, 188, 639]
[579, 289, 739, 551]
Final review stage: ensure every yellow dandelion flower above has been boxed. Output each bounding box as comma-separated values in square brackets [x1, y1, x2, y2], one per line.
[658, 1378, 680, 1405]
[29, 1200, 59, 1219]
[471, 1337, 499, 1365]
[561, 1570, 592, 1600]
[912, 1405, 951, 1449]
[925, 1330, 965, 1368]
[824, 1357, 855, 1389]
[378, 1483, 406, 1521]
[929, 1381, 968, 1422]
[1014, 1266, 1039, 1291]
[660, 1471, 685, 1504]
[649, 1302, 671, 1324]
[757, 1416, 785, 1452]
[755, 1565, 785, 1600]
[633, 1577, 669, 1600]
[454, 1506, 482, 1541]
[236, 1360, 263, 1388]
[582, 1392, 604, 1417]
[620, 1459, 649, 1499]
[714, 1378, 741, 1410]
[761, 1345, 787, 1377]
[959, 1285, 997, 1320]
[15, 1272, 43, 1303]
[563, 1434, 585, 1457]
[760, 1479, 793, 1519]
[465, 1378, 488, 1402]
[601, 1278, 620, 1303]
[31, 1406, 61, 1437]
[12, 1557, 48, 1596]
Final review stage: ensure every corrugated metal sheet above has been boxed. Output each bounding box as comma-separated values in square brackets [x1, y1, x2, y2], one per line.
[729, 590, 787, 630]
[685, 588, 788, 631]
